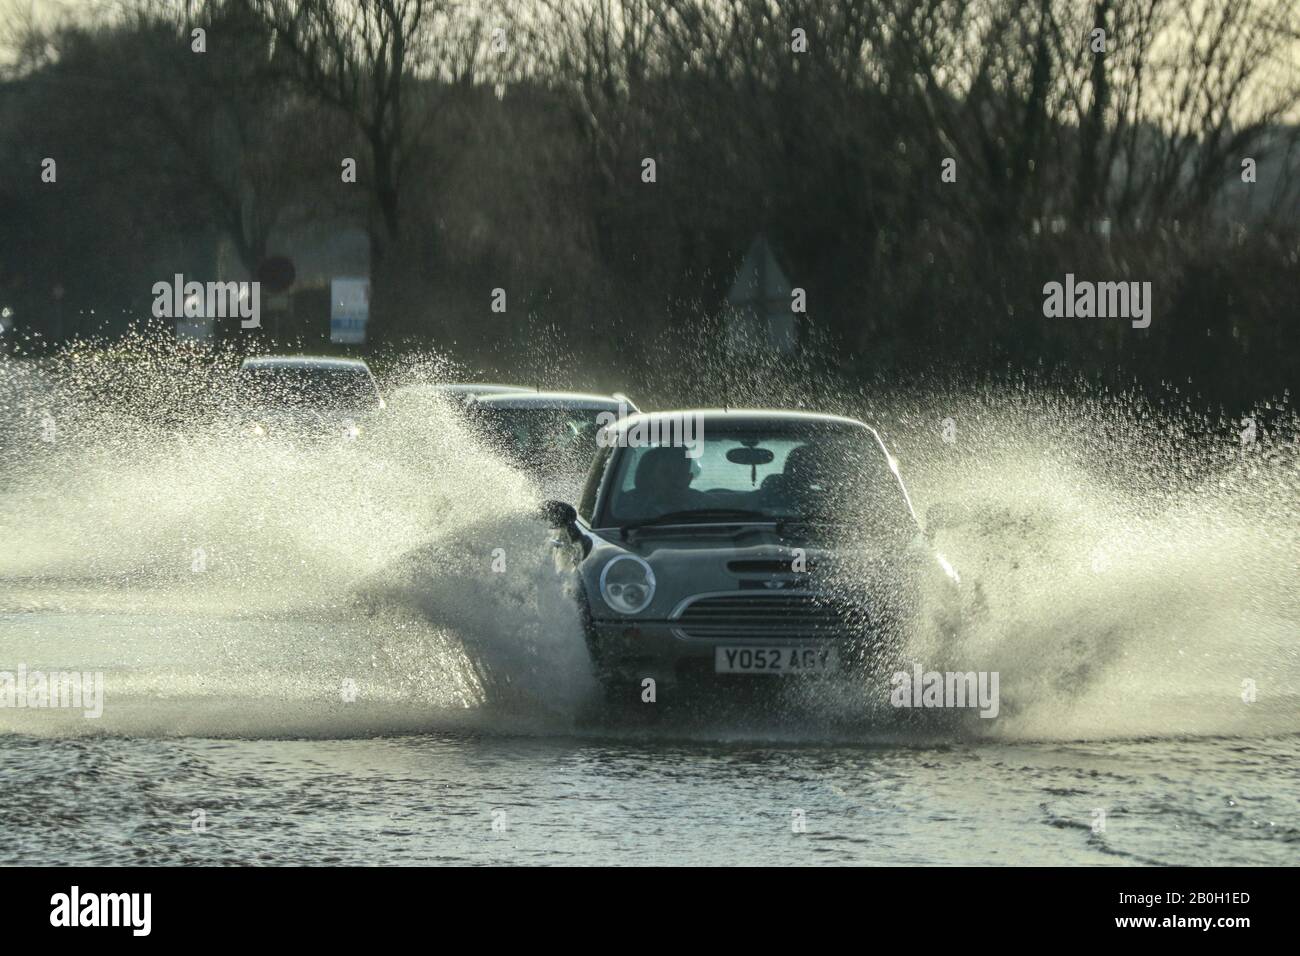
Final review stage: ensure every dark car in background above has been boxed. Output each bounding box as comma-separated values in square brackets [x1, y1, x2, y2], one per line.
[235, 355, 383, 441]
[466, 390, 639, 496]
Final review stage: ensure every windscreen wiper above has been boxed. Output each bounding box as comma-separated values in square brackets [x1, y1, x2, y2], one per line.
[621, 508, 772, 539]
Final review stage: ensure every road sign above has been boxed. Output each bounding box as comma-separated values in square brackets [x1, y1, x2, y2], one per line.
[330, 278, 369, 344]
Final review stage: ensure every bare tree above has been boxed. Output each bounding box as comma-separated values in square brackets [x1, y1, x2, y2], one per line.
[140, 0, 325, 274]
[1047, 0, 1299, 229]
[237, 0, 449, 255]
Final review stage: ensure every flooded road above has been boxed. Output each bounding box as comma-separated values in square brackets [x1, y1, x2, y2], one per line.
[4, 718, 1297, 865]
[2, 587, 1295, 866]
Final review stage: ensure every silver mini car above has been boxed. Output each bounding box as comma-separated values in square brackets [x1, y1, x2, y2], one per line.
[543, 410, 960, 698]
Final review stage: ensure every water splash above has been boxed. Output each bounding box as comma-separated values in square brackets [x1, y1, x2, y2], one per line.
[1, 336, 1295, 741]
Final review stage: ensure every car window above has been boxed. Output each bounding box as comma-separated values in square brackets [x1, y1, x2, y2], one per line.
[472, 405, 611, 478]
[482, 407, 602, 451]
[617, 438, 799, 494]
[599, 423, 910, 530]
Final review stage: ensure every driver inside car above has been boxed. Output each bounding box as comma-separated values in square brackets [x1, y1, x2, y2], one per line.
[621, 445, 708, 518]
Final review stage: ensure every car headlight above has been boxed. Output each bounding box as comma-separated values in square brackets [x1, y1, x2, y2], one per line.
[599, 555, 656, 614]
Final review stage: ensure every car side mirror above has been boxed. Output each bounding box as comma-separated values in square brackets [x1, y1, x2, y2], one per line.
[540, 499, 578, 533]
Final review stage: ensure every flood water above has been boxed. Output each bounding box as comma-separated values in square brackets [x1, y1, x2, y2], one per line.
[1, 342, 1297, 865]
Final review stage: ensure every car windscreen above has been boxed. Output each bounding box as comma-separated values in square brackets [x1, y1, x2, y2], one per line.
[598, 423, 913, 532]
[471, 406, 607, 470]
[237, 366, 380, 412]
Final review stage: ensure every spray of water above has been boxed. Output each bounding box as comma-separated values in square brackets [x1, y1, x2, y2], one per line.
[0, 333, 1295, 741]
[884, 381, 1300, 740]
[0, 334, 591, 737]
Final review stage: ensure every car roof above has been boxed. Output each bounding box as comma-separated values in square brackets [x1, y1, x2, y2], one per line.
[602, 408, 871, 433]
[240, 355, 372, 371]
[471, 391, 629, 411]
[433, 383, 533, 396]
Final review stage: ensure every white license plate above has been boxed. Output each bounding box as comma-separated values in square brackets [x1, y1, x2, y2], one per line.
[714, 645, 837, 675]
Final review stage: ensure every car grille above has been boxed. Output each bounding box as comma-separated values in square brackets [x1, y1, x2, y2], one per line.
[670, 591, 865, 641]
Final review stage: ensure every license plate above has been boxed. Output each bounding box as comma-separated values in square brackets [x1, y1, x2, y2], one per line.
[714, 645, 837, 675]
